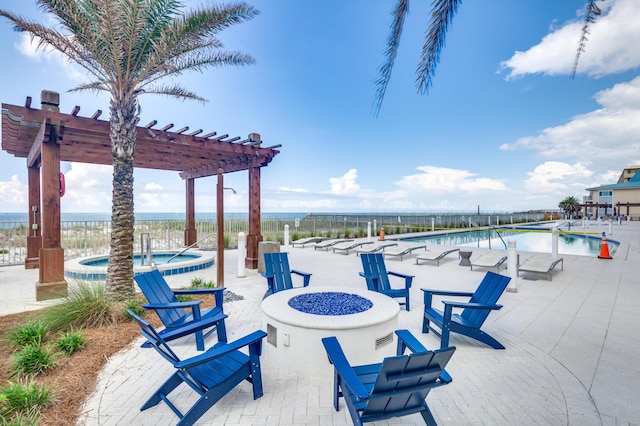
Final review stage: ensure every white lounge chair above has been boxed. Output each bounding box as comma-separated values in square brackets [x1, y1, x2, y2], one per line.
[313, 238, 353, 251]
[355, 242, 398, 256]
[517, 255, 564, 281]
[291, 237, 326, 248]
[470, 251, 507, 272]
[332, 241, 374, 255]
[415, 248, 460, 266]
[382, 244, 427, 261]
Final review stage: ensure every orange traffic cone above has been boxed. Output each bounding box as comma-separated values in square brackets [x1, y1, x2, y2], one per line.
[379, 227, 385, 241]
[598, 232, 612, 259]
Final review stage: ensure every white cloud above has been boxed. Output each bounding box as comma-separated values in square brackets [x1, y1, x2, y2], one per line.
[143, 182, 163, 191]
[61, 163, 112, 211]
[394, 166, 509, 195]
[500, 0, 640, 79]
[0, 175, 27, 210]
[329, 169, 361, 195]
[500, 76, 640, 172]
[278, 187, 309, 193]
[16, 33, 87, 82]
[524, 161, 593, 194]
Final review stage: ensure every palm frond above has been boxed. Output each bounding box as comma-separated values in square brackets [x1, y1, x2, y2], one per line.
[372, 0, 409, 117]
[416, 0, 461, 95]
[572, 0, 603, 78]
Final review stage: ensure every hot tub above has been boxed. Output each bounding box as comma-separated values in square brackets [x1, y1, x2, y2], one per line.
[261, 286, 400, 378]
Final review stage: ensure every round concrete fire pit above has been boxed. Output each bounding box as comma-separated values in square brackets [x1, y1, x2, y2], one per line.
[261, 286, 400, 377]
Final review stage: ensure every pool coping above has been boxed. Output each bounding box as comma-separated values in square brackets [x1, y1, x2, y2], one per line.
[63, 249, 216, 281]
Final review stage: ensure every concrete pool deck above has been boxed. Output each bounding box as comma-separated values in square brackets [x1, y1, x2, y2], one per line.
[0, 220, 639, 425]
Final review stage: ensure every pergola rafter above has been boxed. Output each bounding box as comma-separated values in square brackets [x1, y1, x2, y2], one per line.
[2, 90, 280, 300]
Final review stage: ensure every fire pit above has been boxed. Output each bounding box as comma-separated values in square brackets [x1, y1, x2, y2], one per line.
[261, 286, 400, 377]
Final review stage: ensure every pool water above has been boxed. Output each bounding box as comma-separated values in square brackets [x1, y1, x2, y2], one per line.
[80, 253, 201, 267]
[403, 229, 619, 257]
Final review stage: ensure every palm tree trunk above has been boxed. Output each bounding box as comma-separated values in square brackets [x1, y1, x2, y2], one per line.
[105, 97, 139, 300]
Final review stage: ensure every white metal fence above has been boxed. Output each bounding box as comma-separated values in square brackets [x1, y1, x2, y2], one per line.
[0, 212, 548, 266]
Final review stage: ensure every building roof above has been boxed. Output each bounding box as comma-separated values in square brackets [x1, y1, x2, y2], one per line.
[587, 170, 640, 191]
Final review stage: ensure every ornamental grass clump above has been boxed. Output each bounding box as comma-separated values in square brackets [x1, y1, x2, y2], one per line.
[0, 380, 52, 424]
[6, 321, 49, 348]
[35, 282, 121, 331]
[54, 329, 87, 356]
[10, 345, 57, 376]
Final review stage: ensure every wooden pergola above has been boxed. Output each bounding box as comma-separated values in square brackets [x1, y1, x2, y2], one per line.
[2, 90, 280, 300]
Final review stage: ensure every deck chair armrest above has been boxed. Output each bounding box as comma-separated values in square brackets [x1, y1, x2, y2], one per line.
[173, 287, 225, 295]
[143, 301, 202, 310]
[321, 337, 369, 401]
[174, 287, 226, 309]
[395, 329, 428, 354]
[175, 330, 267, 369]
[421, 288, 474, 297]
[290, 269, 312, 287]
[422, 289, 474, 309]
[388, 271, 414, 288]
[442, 300, 503, 310]
[159, 313, 228, 342]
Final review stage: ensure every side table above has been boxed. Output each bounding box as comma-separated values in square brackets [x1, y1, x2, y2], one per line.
[459, 251, 472, 266]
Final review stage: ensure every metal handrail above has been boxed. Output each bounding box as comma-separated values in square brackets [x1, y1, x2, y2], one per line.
[167, 233, 215, 263]
[489, 226, 508, 249]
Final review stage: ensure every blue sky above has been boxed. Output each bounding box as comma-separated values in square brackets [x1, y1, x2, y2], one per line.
[1, 0, 640, 214]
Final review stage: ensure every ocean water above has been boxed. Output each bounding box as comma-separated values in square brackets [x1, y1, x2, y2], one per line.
[0, 212, 303, 222]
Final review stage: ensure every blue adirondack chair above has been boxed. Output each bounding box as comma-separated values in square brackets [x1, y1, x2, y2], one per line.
[422, 271, 511, 349]
[261, 252, 311, 296]
[359, 253, 414, 310]
[322, 329, 455, 426]
[129, 311, 266, 426]
[134, 269, 227, 351]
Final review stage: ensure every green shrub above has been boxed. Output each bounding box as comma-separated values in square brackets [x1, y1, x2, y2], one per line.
[11, 345, 57, 376]
[55, 329, 86, 355]
[123, 295, 146, 318]
[0, 380, 52, 415]
[190, 277, 215, 289]
[6, 322, 49, 348]
[35, 282, 119, 331]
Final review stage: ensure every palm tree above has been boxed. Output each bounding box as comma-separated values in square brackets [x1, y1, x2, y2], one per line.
[373, 0, 603, 116]
[0, 0, 259, 300]
[559, 196, 580, 219]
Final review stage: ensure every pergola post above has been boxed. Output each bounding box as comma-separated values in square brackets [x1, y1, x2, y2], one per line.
[25, 165, 42, 269]
[184, 177, 197, 247]
[36, 90, 67, 300]
[216, 169, 224, 287]
[245, 165, 263, 269]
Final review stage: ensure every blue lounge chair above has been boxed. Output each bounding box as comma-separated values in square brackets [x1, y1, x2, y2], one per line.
[129, 311, 266, 426]
[422, 271, 511, 349]
[322, 329, 455, 425]
[134, 269, 227, 351]
[359, 253, 414, 310]
[261, 252, 311, 296]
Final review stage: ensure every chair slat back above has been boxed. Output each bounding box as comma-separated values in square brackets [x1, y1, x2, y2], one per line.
[364, 347, 455, 417]
[128, 310, 181, 364]
[264, 253, 294, 293]
[360, 253, 391, 291]
[462, 271, 510, 327]
[135, 270, 186, 326]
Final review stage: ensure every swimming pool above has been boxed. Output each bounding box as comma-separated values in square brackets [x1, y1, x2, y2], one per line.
[400, 228, 619, 257]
